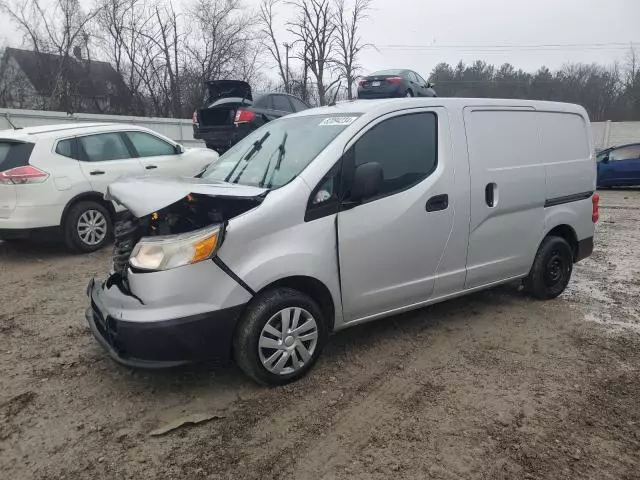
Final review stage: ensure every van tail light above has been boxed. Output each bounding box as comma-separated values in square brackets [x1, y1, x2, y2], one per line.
[234, 109, 256, 124]
[192, 111, 198, 124]
[387, 76, 403, 84]
[592, 192, 600, 223]
[0, 165, 49, 185]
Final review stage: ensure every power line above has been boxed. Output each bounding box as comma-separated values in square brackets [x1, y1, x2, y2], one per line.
[376, 41, 638, 52]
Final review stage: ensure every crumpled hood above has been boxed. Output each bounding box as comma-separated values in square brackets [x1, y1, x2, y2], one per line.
[106, 177, 268, 217]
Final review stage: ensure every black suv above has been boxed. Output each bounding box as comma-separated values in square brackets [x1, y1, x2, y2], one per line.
[193, 80, 309, 154]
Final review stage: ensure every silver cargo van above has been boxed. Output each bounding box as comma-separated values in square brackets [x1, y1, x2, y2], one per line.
[86, 98, 598, 385]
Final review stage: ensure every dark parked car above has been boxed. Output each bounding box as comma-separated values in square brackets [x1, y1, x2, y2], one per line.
[193, 80, 309, 153]
[357, 69, 436, 99]
[597, 143, 640, 187]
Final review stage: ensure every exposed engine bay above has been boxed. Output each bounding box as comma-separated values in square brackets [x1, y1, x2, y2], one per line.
[111, 193, 261, 276]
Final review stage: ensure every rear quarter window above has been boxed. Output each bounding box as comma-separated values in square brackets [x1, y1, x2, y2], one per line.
[537, 112, 590, 162]
[466, 110, 540, 168]
[56, 139, 76, 158]
[0, 141, 35, 170]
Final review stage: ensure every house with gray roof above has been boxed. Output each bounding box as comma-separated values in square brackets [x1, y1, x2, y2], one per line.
[0, 47, 131, 114]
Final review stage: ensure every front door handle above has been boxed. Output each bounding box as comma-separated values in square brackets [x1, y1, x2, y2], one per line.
[145, 165, 158, 170]
[426, 194, 449, 212]
[90, 170, 105, 176]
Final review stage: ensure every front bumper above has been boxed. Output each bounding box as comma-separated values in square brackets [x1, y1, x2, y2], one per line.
[86, 277, 245, 368]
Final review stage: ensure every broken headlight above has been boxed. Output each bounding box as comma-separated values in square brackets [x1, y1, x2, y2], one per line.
[129, 224, 223, 271]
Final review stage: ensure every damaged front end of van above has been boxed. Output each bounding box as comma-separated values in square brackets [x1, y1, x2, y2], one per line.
[85, 177, 265, 368]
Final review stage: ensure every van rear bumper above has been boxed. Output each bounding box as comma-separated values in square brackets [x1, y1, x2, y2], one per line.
[575, 236, 594, 262]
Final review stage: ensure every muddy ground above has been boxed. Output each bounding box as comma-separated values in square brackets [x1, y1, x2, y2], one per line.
[1, 189, 639, 480]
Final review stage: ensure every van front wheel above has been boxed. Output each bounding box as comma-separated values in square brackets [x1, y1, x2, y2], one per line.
[234, 288, 328, 386]
[524, 236, 573, 300]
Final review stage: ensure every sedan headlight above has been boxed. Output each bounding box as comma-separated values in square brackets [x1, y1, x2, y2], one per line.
[129, 224, 223, 271]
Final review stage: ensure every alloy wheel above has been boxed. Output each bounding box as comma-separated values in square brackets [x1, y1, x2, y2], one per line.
[77, 209, 107, 246]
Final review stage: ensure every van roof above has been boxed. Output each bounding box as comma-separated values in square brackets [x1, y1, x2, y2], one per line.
[290, 97, 588, 119]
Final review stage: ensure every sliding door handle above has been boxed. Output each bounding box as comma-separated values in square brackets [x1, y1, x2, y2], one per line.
[485, 183, 497, 207]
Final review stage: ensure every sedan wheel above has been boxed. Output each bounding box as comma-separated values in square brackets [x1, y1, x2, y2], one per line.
[77, 209, 108, 247]
[63, 200, 112, 253]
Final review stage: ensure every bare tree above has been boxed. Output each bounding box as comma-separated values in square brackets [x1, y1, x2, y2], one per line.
[333, 0, 371, 100]
[258, 0, 288, 91]
[95, 0, 156, 114]
[94, 0, 263, 117]
[287, 0, 337, 105]
[0, 0, 102, 111]
[151, 2, 182, 117]
[623, 45, 639, 92]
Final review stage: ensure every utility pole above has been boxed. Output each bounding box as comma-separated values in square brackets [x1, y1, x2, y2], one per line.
[283, 42, 291, 93]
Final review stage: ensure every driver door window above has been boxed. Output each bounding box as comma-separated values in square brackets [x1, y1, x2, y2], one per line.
[126, 131, 176, 157]
[351, 112, 438, 200]
[125, 131, 182, 176]
[610, 145, 640, 162]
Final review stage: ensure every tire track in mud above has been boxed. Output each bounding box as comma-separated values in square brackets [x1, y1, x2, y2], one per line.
[164, 312, 440, 479]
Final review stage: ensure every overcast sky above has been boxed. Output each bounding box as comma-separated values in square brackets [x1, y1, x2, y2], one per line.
[2, 0, 639, 76]
[252, 0, 640, 75]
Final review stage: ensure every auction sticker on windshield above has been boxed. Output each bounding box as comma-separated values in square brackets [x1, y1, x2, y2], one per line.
[319, 116, 359, 126]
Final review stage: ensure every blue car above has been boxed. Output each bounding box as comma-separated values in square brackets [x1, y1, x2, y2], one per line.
[596, 143, 640, 188]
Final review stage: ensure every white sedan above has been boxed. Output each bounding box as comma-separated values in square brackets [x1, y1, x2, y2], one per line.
[0, 123, 218, 252]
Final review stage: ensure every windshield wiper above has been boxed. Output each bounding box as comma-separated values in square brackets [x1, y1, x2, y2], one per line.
[225, 131, 271, 183]
[260, 132, 287, 188]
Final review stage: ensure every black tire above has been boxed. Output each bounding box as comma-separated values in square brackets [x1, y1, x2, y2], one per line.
[524, 236, 574, 300]
[63, 201, 112, 253]
[233, 288, 328, 386]
[405, 89, 414, 97]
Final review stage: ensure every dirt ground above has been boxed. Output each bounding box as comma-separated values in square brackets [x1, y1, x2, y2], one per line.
[1, 190, 639, 480]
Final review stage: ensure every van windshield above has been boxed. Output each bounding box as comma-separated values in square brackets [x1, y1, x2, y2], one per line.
[202, 114, 360, 188]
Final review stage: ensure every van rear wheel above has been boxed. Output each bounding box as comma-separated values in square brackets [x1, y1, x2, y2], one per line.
[524, 236, 573, 300]
[233, 288, 328, 386]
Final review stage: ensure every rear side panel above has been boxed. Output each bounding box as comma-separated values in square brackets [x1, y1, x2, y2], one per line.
[18, 139, 88, 226]
[537, 109, 595, 243]
[536, 111, 594, 202]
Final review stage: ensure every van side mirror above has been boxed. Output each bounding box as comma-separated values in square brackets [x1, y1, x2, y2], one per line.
[350, 162, 383, 202]
[175, 144, 185, 154]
